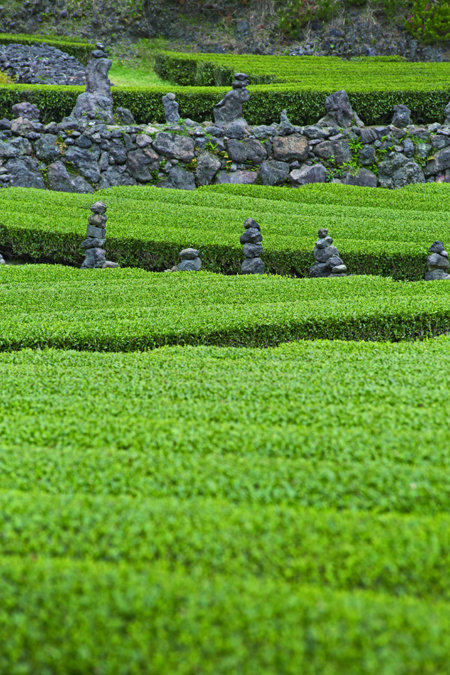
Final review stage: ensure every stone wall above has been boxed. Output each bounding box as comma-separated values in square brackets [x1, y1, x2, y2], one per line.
[0, 103, 449, 192]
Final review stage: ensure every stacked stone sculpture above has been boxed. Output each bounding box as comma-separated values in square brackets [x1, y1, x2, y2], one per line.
[178, 248, 202, 271]
[162, 93, 180, 124]
[71, 43, 113, 123]
[309, 228, 347, 277]
[240, 218, 264, 274]
[424, 241, 450, 280]
[213, 73, 250, 128]
[317, 90, 364, 128]
[81, 201, 118, 269]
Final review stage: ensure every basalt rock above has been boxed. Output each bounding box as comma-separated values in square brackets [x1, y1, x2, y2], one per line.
[392, 104, 411, 128]
[71, 44, 113, 124]
[162, 93, 180, 124]
[240, 218, 264, 274]
[309, 228, 347, 277]
[213, 73, 250, 128]
[317, 90, 364, 128]
[177, 248, 202, 271]
[80, 201, 118, 269]
[424, 241, 450, 280]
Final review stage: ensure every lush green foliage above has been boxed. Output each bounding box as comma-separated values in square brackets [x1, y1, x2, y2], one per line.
[0, 32, 94, 64]
[1, 184, 448, 279]
[0, 52, 448, 124]
[278, 0, 449, 43]
[0, 266, 448, 349]
[0, 337, 449, 671]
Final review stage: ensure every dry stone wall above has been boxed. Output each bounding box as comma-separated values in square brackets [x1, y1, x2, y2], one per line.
[0, 95, 449, 192]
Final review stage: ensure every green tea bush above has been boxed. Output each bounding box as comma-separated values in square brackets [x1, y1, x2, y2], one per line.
[0, 184, 448, 279]
[0, 266, 448, 350]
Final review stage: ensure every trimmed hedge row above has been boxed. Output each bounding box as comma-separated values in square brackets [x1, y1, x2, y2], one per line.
[0, 81, 448, 125]
[1, 184, 448, 279]
[0, 33, 94, 65]
[0, 491, 449, 597]
[1, 558, 449, 674]
[0, 266, 449, 350]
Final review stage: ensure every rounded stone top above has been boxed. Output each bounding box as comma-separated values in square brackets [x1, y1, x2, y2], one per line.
[318, 228, 329, 238]
[234, 73, 249, 81]
[428, 240, 445, 254]
[180, 248, 199, 260]
[96, 42, 106, 50]
[244, 217, 260, 230]
[90, 201, 107, 214]
[164, 93, 176, 101]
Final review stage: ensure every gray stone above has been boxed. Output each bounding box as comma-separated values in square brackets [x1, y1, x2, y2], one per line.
[98, 167, 135, 189]
[115, 107, 135, 125]
[70, 175, 94, 193]
[5, 157, 45, 188]
[244, 218, 260, 229]
[273, 134, 308, 161]
[64, 145, 100, 183]
[12, 101, 40, 120]
[0, 140, 19, 159]
[424, 147, 450, 177]
[213, 73, 250, 126]
[127, 147, 159, 182]
[180, 248, 199, 260]
[279, 109, 295, 135]
[303, 125, 330, 139]
[317, 90, 364, 128]
[243, 243, 263, 258]
[358, 128, 377, 144]
[318, 228, 328, 238]
[260, 160, 289, 185]
[71, 51, 113, 123]
[162, 93, 180, 124]
[444, 101, 450, 126]
[215, 170, 258, 184]
[316, 236, 333, 249]
[314, 245, 339, 263]
[309, 262, 331, 277]
[428, 241, 445, 254]
[252, 125, 276, 139]
[343, 168, 377, 188]
[178, 258, 202, 271]
[226, 138, 266, 164]
[195, 151, 221, 186]
[314, 139, 351, 164]
[81, 247, 107, 269]
[428, 253, 449, 269]
[359, 145, 375, 165]
[161, 166, 195, 190]
[241, 257, 264, 274]
[90, 201, 107, 215]
[86, 224, 106, 238]
[425, 269, 450, 281]
[109, 140, 127, 165]
[226, 121, 249, 139]
[0, 253, 5, 264]
[240, 227, 262, 244]
[402, 138, 415, 157]
[431, 134, 450, 150]
[331, 264, 347, 274]
[136, 134, 153, 148]
[81, 237, 106, 249]
[290, 164, 326, 185]
[75, 135, 92, 149]
[153, 132, 195, 162]
[392, 104, 411, 128]
[35, 134, 61, 162]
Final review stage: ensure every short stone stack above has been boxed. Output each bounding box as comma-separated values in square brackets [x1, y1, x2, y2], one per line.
[309, 228, 347, 277]
[81, 201, 118, 269]
[425, 241, 450, 280]
[240, 218, 264, 274]
[178, 248, 202, 271]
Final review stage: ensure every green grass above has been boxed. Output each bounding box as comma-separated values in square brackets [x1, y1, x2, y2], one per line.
[109, 60, 171, 87]
[1, 183, 449, 278]
[0, 337, 449, 671]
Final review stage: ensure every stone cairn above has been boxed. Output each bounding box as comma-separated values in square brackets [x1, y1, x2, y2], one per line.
[162, 93, 180, 124]
[213, 73, 250, 129]
[425, 241, 450, 280]
[240, 218, 264, 274]
[309, 228, 347, 277]
[178, 248, 202, 271]
[81, 201, 118, 269]
[71, 43, 113, 124]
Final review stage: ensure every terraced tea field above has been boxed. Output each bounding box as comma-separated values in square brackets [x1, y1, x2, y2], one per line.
[1, 182, 449, 278]
[0, 182, 449, 673]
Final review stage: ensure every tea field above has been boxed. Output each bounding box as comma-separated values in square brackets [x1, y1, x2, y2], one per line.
[0, 182, 449, 673]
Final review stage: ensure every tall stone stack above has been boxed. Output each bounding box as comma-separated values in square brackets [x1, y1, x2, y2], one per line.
[162, 93, 180, 124]
[425, 241, 450, 280]
[240, 218, 264, 274]
[81, 201, 118, 269]
[71, 43, 113, 123]
[213, 73, 250, 129]
[309, 228, 347, 277]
